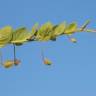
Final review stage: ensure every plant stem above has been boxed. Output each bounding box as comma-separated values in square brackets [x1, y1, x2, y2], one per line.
[77, 28, 96, 33]
[13, 44, 16, 62]
[0, 49, 3, 66]
[41, 48, 45, 62]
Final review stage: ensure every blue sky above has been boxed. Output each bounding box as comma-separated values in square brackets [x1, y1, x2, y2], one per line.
[0, 0, 96, 96]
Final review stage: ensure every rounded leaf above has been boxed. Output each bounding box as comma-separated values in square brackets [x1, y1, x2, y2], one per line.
[11, 27, 31, 45]
[36, 22, 53, 40]
[64, 22, 77, 34]
[53, 22, 66, 36]
[0, 26, 13, 47]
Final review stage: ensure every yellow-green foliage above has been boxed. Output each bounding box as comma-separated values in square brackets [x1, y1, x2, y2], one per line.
[11, 27, 31, 44]
[0, 26, 13, 47]
[0, 21, 95, 47]
[64, 22, 77, 34]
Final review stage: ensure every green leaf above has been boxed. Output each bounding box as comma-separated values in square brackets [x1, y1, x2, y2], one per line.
[0, 26, 13, 47]
[36, 22, 53, 40]
[11, 27, 31, 45]
[64, 22, 77, 34]
[31, 23, 39, 35]
[53, 22, 66, 36]
[38, 22, 53, 33]
[26, 23, 39, 41]
[41, 36, 51, 41]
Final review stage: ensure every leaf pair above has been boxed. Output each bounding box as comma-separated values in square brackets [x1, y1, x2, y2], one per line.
[35, 22, 53, 41]
[11, 27, 32, 45]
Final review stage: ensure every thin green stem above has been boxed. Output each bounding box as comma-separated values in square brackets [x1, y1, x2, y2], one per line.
[13, 44, 16, 62]
[0, 49, 3, 66]
[83, 29, 96, 32]
[76, 28, 96, 33]
[41, 48, 45, 62]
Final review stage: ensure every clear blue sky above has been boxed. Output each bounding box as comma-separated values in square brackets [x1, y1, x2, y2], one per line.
[0, 0, 96, 96]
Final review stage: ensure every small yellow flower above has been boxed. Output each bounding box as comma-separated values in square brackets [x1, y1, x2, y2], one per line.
[3, 60, 14, 68]
[44, 58, 52, 65]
